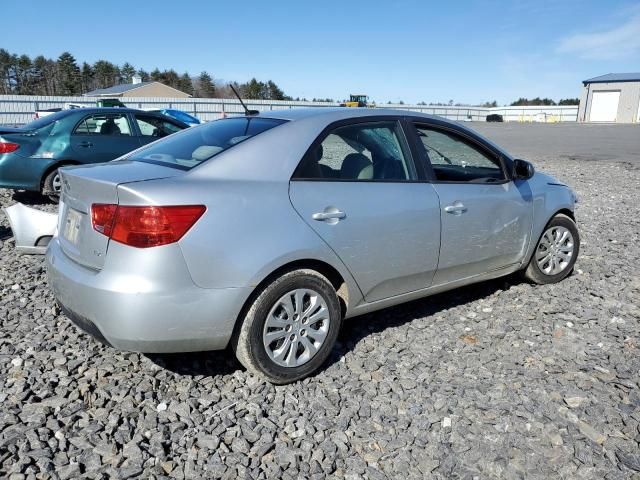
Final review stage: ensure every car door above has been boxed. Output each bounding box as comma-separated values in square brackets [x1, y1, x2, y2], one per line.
[70, 112, 140, 163]
[409, 121, 533, 285]
[289, 118, 441, 302]
[132, 114, 185, 147]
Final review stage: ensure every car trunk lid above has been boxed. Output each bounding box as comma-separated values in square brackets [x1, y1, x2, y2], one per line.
[57, 160, 184, 270]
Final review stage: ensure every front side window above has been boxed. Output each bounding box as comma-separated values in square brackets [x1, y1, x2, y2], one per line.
[129, 117, 286, 169]
[74, 113, 131, 136]
[135, 115, 183, 138]
[294, 120, 415, 181]
[414, 125, 505, 182]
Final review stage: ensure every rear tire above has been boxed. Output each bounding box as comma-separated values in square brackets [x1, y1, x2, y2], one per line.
[524, 214, 580, 285]
[42, 169, 62, 203]
[232, 269, 342, 384]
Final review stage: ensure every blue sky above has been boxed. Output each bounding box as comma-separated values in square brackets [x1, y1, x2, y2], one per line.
[2, 0, 640, 104]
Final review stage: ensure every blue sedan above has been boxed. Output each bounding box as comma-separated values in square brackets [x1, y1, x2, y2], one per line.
[0, 108, 187, 200]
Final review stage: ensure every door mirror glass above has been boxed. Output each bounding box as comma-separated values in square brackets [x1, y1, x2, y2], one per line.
[513, 159, 534, 180]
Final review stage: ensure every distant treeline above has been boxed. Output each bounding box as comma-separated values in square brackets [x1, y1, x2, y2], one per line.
[410, 98, 580, 107]
[510, 97, 580, 106]
[0, 49, 290, 100]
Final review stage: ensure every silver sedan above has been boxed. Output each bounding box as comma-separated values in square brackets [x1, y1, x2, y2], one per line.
[46, 108, 580, 383]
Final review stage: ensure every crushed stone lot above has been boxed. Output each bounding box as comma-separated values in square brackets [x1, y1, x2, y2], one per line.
[1, 123, 639, 479]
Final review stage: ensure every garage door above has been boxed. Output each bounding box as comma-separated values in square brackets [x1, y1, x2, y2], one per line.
[590, 91, 620, 122]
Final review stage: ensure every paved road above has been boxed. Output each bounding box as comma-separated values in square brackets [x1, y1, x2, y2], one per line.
[472, 123, 640, 164]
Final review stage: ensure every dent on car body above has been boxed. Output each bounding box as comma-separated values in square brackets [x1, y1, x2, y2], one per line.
[3, 203, 57, 254]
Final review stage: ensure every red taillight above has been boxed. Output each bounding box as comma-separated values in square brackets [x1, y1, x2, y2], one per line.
[91, 204, 205, 248]
[0, 142, 19, 154]
[91, 204, 117, 236]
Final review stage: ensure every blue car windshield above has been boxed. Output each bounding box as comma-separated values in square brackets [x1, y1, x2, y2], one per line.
[129, 117, 287, 169]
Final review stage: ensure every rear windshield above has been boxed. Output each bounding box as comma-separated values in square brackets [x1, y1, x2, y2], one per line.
[24, 110, 73, 130]
[129, 117, 286, 169]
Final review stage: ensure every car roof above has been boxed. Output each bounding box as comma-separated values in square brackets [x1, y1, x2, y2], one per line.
[64, 107, 190, 126]
[256, 107, 440, 123]
[66, 107, 150, 114]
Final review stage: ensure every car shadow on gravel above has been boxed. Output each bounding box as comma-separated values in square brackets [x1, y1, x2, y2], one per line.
[0, 226, 11, 241]
[146, 275, 524, 380]
[11, 190, 53, 206]
[145, 350, 242, 378]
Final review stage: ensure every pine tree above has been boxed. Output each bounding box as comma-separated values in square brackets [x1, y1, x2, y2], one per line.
[267, 80, 285, 100]
[93, 60, 119, 89]
[56, 52, 81, 95]
[197, 71, 215, 97]
[178, 73, 193, 95]
[120, 62, 136, 83]
[137, 69, 150, 82]
[80, 62, 94, 93]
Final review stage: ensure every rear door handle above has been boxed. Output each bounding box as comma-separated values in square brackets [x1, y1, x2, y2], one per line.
[78, 141, 93, 148]
[312, 211, 346, 221]
[444, 202, 467, 215]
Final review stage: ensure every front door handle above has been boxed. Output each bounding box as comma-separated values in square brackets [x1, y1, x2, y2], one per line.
[78, 141, 93, 148]
[444, 201, 467, 215]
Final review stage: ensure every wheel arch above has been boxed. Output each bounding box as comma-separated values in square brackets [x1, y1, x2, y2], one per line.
[522, 207, 577, 268]
[40, 160, 81, 193]
[552, 208, 575, 222]
[231, 258, 351, 344]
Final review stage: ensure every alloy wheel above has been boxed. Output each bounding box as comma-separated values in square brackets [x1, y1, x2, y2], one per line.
[535, 226, 575, 275]
[262, 288, 330, 368]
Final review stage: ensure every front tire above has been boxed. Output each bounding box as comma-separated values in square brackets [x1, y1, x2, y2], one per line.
[232, 269, 342, 384]
[524, 214, 580, 284]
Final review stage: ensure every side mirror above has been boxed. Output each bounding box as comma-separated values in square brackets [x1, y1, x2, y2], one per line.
[513, 159, 535, 180]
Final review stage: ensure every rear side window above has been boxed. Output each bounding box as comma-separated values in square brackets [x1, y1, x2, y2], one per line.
[294, 120, 416, 181]
[129, 117, 286, 169]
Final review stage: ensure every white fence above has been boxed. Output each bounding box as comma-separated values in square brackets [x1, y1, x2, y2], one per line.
[0, 95, 578, 126]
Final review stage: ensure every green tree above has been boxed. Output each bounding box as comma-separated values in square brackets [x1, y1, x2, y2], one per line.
[136, 69, 150, 82]
[558, 98, 580, 105]
[93, 60, 119, 89]
[511, 97, 557, 106]
[266, 80, 285, 100]
[243, 78, 269, 99]
[56, 52, 81, 95]
[80, 62, 94, 93]
[120, 62, 136, 83]
[196, 71, 216, 97]
[178, 72, 194, 95]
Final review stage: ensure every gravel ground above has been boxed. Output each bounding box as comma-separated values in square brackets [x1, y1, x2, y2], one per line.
[1, 124, 639, 479]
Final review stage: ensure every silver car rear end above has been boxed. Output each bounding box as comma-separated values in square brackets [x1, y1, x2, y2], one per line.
[47, 162, 253, 352]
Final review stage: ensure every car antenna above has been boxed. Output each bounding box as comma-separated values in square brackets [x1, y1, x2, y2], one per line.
[230, 84, 259, 116]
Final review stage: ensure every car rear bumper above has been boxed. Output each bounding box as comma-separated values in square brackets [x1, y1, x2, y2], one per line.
[0, 153, 54, 191]
[45, 237, 252, 353]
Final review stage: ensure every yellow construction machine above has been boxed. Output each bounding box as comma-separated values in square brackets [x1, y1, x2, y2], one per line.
[341, 94, 370, 107]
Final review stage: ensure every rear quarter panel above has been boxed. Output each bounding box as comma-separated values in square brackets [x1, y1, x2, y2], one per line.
[116, 176, 365, 309]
